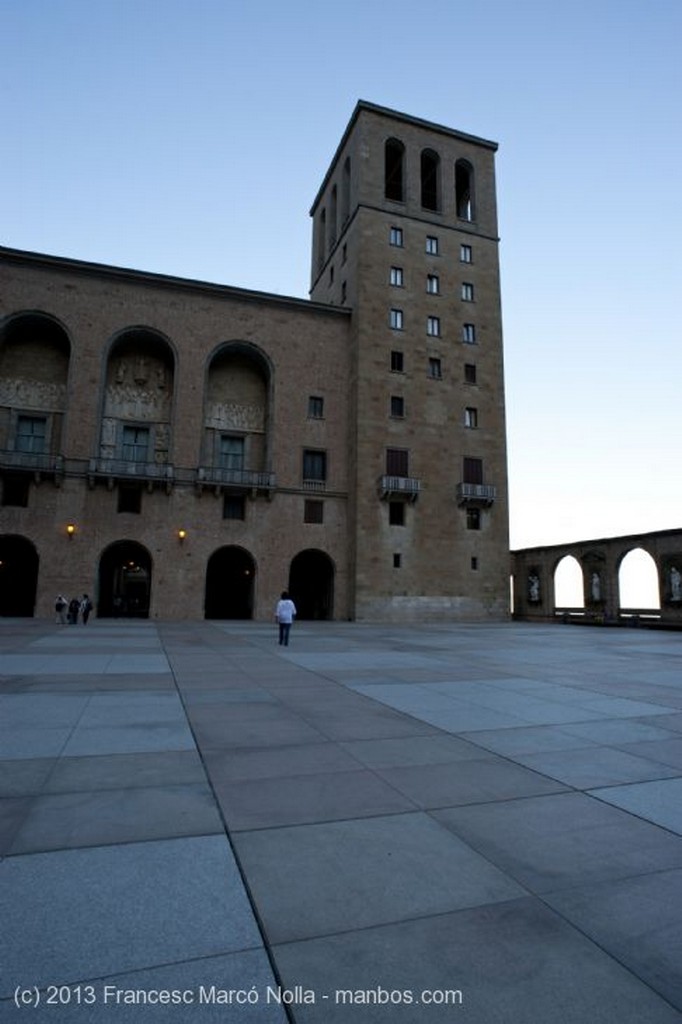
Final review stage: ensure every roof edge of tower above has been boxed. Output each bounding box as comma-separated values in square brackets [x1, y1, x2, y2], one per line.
[310, 100, 498, 215]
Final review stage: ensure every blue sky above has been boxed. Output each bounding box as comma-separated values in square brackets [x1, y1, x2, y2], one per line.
[2, 0, 681, 553]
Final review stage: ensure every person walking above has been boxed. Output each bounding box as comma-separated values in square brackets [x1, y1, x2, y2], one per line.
[55, 594, 67, 624]
[275, 591, 297, 646]
[80, 594, 93, 624]
[67, 597, 80, 624]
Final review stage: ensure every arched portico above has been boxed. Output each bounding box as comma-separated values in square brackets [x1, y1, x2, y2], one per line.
[205, 545, 256, 619]
[512, 529, 682, 628]
[98, 540, 152, 618]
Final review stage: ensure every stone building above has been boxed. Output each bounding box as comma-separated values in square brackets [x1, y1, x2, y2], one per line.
[0, 101, 509, 621]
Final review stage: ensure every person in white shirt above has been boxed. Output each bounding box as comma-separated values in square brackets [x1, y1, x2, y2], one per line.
[275, 591, 297, 646]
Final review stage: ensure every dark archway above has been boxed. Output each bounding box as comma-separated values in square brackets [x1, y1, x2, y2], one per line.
[98, 541, 152, 618]
[289, 549, 334, 620]
[0, 535, 38, 616]
[205, 545, 256, 619]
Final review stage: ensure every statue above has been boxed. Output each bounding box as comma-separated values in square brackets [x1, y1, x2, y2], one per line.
[528, 573, 540, 603]
[590, 572, 601, 602]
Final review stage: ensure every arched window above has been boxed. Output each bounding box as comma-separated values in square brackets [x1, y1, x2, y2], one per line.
[385, 138, 405, 202]
[329, 185, 338, 248]
[341, 157, 351, 224]
[455, 159, 475, 220]
[316, 208, 327, 270]
[421, 149, 440, 211]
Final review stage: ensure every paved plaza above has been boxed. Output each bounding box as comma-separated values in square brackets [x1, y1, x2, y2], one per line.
[1, 618, 682, 1022]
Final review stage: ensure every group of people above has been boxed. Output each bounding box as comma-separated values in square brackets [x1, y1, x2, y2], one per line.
[55, 593, 93, 625]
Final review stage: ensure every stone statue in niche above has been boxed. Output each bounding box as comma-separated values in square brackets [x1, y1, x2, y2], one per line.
[528, 573, 541, 603]
[133, 357, 149, 385]
[670, 566, 682, 602]
[590, 572, 602, 602]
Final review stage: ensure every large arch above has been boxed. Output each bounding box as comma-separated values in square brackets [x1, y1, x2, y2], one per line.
[205, 545, 256, 619]
[385, 137, 405, 202]
[289, 549, 335, 620]
[554, 555, 584, 610]
[98, 540, 152, 618]
[0, 312, 71, 468]
[0, 534, 38, 616]
[98, 327, 176, 471]
[201, 342, 273, 490]
[618, 547, 660, 611]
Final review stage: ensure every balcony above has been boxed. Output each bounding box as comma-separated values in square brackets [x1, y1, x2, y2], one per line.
[379, 475, 422, 502]
[0, 449, 64, 482]
[196, 466, 276, 497]
[456, 482, 496, 507]
[88, 458, 174, 492]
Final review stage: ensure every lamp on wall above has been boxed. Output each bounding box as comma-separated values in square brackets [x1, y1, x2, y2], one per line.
[177, 529, 187, 543]
[66, 523, 76, 538]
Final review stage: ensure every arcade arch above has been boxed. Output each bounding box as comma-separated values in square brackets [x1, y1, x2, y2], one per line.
[98, 540, 152, 618]
[618, 548, 660, 611]
[289, 549, 334, 620]
[0, 534, 38, 616]
[553, 555, 584, 609]
[205, 545, 256, 619]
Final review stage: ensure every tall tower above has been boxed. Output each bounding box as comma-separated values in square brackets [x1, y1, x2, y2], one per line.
[311, 101, 509, 621]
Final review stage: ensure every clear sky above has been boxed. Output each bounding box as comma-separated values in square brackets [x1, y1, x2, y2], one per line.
[2, 0, 681, 554]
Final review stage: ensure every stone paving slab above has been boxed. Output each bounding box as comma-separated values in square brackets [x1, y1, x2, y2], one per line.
[0, 835, 264, 998]
[272, 898, 682, 1023]
[232, 812, 525, 943]
[433, 791, 682, 892]
[589, 776, 682, 834]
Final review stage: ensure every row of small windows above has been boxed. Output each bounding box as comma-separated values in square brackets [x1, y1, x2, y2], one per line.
[388, 501, 483, 532]
[389, 228, 471, 263]
[390, 350, 477, 383]
[385, 139, 475, 220]
[390, 309, 477, 342]
[389, 396, 479, 426]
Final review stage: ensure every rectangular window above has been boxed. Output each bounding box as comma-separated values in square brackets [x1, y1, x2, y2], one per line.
[220, 435, 244, 470]
[1, 474, 29, 507]
[329, 265, 334, 285]
[425, 235, 439, 255]
[460, 244, 473, 263]
[471, 556, 479, 570]
[223, 494, 246, 520]
[390, 395, 405, 418]
[390, 226, 404, 247]
[464, 362, 477, 384]
[466, 508, 481, 530]
[428, 357, 442, 379]
[463, 457, 483, 485]
[117, 485, 142, 514]
[389, 308, 404, 330]
[303, 449, 327, 483]
[341, 280, 347, 303]
[426, 274, 440, 294]
[121, 425, 149, 463]
[389, 502, 405, 526]
[461, 282, 475, 302]
[464, 407, 478, 428]
[386, 448, 409, 477]
[390, 350, 404, 373]
[16, 415, 46, 454]
[308, 395, 324, 419]
[393, 553, 402, 568]
[342, 243, 347, 264]
[462, 323, 476, 344]
[427, 316, 441, 337]
[389, 266, 404, 287]
[304, 499, 324, 523]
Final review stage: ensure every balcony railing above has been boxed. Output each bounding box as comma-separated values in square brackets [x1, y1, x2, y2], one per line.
[88, 458, 174, 490]
[196, 466, 276, 493]
[379, 475, 422, 501]
[456, 482, 496, 507]
[0, 450, 64, 478]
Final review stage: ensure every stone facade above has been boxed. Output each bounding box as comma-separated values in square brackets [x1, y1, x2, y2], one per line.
[0, 102, 509, 622]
